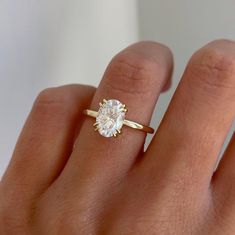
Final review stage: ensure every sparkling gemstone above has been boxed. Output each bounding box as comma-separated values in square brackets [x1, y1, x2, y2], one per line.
[96, 99, 126, 137]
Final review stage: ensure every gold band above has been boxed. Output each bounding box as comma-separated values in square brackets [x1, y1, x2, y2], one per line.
[83, 109, 154, 134]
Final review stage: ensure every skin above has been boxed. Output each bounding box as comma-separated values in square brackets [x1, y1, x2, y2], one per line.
[0, 39, 235, 235]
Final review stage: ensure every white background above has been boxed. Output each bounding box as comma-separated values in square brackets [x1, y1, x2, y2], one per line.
[0, 0, 234, 176]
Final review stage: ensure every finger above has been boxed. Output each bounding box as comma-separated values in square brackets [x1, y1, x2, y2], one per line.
[1, 85, 95, 200]
[209, 132, 235, 222]
[212, 132, 235, 189]
[61, 42, 173, 189]
[144, 39, 235, 190]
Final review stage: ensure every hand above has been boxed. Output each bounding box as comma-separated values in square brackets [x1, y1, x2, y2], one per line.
[0, 40, 235, 235]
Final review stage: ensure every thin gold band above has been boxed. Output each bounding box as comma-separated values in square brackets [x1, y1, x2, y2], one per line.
[83, 109, 154, 134]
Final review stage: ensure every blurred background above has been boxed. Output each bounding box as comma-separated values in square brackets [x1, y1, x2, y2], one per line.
[0, 0, 235, 176]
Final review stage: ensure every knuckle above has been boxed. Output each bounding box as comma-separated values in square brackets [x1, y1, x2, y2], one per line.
[187, 45, 235, 91]
[104, 51, 163, 95]
[0, 197, 24, 234]
[54, 214, 77, 235]
[34, 87, 76, 116]
[36, 87, 72, 106]
[54, 211, 95, 235]
[37, 193, 97, 235]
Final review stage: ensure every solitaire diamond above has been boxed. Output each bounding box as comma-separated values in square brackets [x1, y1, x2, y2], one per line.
[95, 99, 126, 137]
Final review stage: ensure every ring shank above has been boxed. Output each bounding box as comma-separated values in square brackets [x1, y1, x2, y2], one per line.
[83, 109, 154, 134]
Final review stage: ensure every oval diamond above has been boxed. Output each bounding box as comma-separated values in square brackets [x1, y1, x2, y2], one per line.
[96, 99, 126, 137]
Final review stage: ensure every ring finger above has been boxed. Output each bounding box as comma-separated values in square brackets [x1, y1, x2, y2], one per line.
[60, 41, 173, 191]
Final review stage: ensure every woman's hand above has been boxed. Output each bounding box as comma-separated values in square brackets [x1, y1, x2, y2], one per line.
[0, 40, 235, 235]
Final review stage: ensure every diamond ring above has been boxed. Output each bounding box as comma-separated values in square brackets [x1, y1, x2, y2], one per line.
[83, 99, 154, 138]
